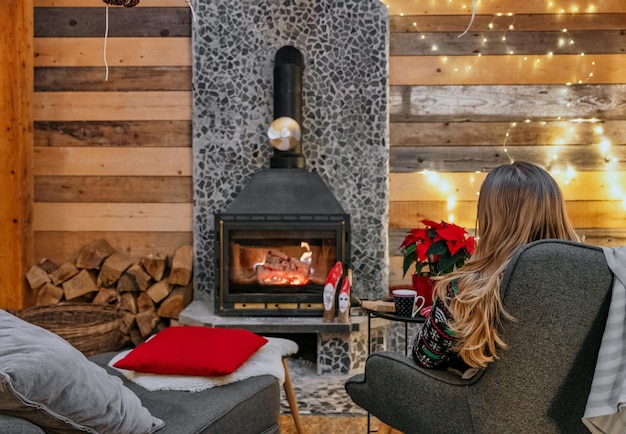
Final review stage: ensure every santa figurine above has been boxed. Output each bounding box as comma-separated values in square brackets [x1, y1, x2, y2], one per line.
[322, 262, 342, 323]
[337, 270, 351, 323]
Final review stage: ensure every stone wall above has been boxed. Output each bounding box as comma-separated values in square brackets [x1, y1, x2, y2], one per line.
[192, 0, 389, 307]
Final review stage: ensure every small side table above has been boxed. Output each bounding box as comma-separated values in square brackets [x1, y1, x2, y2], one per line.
[362, 306, 426, 433]
[363, 307, 425, 356]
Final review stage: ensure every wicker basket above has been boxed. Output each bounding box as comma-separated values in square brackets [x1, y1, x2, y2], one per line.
[18, 303, 124, 356]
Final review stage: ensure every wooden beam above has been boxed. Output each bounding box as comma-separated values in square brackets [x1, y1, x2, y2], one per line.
[33, 91, 192, 121]
[390, 54, 626, 86]
[0, 0, 34, 309]
[389, 200, 626, 230]
[33, 203, 193, 232]
[33, 147, 193, 176]
[35, 176, 193, 203]
[390, 14, 626, 32]
[34, 37, 191, 67]
[390, 171, 626, 202]
[382, 0, 626, 15]
[34, 120, 192, 147]
[389, 84, 626, 122]
[35, 0, 189, 7]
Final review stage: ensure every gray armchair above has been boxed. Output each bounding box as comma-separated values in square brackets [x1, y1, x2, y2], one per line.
[345, 240, 614, 434]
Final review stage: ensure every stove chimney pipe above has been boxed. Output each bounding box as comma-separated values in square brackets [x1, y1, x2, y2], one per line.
[269, 46, 305, 169]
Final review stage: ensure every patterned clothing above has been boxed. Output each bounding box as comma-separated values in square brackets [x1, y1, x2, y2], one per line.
[412, 280, 468, 371]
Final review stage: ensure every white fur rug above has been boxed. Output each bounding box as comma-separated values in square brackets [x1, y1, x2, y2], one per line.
[108, 337, 298, 392]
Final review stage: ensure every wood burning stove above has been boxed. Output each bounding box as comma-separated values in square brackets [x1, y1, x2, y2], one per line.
[214, 46, 351, 316]
[215, 170, 350, 316]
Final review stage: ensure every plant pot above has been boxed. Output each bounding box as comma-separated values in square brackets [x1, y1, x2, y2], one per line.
[412, 274, 434, 308]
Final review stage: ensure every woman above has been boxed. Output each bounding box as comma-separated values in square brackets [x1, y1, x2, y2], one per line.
[412, 161, 579, 372]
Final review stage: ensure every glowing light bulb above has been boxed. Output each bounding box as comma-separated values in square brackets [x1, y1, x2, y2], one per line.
[447, 196, 456, 211]
[599, 139, 611, 155]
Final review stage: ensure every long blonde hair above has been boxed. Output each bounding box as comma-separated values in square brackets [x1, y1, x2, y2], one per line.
[434, 161, 579, 368]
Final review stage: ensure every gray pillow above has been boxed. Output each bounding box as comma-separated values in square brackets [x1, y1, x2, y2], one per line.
[0, 310, 164, 434]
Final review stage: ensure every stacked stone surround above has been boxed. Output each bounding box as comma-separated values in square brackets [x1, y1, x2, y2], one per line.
[187, 0, 391, 375]
[191, 0, 390, 306]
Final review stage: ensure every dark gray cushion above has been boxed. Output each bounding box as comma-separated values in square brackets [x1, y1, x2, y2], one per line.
[0, 413, 45, 434]
[0, 310, 163, 434]
[90, 352, 281, 434]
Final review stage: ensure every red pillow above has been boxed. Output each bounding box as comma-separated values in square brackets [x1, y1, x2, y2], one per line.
[113, 326, 268, 376]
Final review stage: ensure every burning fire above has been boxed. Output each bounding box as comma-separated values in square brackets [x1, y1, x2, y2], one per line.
[255, 242, 313, 285]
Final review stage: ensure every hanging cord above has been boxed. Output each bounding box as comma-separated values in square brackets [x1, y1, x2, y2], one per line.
[103, 5, 110, 81]
[186, 0, 197, 22]
[458, 0, 476, 38]
[101, 0, 140, 81]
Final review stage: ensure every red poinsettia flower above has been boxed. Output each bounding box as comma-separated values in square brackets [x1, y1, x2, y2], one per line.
[436, 223, 470, 256]
[401, 219, 475, 277]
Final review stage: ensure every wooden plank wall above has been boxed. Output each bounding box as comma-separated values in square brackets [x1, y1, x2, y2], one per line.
[29, 0, 626, 296]
[32, 0, 193, 270]
[383, 0, 626, 285]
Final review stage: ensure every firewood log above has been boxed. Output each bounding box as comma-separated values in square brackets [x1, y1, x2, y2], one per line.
[63, 269, 98, 300]
[25, 265, 50, 291]
[167, 245, 193, 286]
[37, 258, 58, 274]
[118, 292, 139, 314]
[137, 292, 155, 313]
[126, 263, 152, 291]
[129, 328, 145, 346]
[146, 278, 173, 303]
[157, 285, 192, 319]
[141, 252, 167, 281]
[116, 272, 139, 293]
[92, 288, 118, 305]
[36, 283, 63, 306]
[75, 239, 116, 270]
[97, 252, 134, 287]
[136, 310, 159, 337]
[49, 262, 79, 286]
[119, 311, 136, 335]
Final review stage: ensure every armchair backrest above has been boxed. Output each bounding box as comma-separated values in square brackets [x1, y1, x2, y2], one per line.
[469, 240, 613, 433]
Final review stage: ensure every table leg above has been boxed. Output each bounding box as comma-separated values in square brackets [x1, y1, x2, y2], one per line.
[377, 422, 393, 434]
[282, 358, 305, 434]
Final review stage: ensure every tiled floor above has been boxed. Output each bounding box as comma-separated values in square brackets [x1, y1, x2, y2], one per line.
[280, 357, 365, 416]
[277, 357, 393, 433]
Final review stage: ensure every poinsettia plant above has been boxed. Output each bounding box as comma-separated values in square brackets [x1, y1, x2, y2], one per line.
[400, 219, 475, 278]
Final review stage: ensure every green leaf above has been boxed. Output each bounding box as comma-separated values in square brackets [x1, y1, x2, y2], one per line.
[427, 240, 448, 256]
[402, 244, 416, 277]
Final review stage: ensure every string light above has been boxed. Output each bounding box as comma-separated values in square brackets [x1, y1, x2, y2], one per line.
[379, 0, 625, 215]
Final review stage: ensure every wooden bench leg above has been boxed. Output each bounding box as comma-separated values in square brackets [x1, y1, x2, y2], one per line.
[377, 421, 394, 434]
[282, 358, 305, 434]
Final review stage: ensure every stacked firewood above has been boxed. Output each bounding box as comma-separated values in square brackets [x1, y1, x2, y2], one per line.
[25, 239, 193, 347]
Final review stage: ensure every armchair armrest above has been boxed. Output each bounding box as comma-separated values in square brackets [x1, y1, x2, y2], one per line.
[345, 352, 480, 434]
